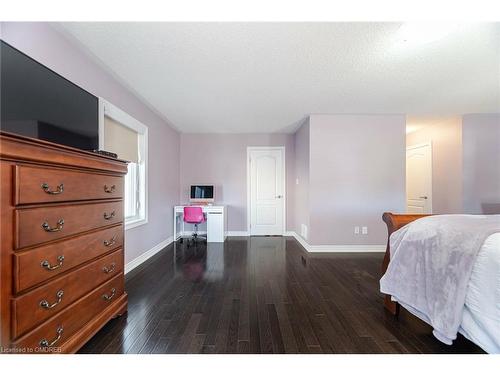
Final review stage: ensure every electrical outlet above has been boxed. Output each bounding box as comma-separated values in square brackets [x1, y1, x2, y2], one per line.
[301, 224, 308, 240]
[354, 226, 360, 235]
[296, 178, 299, 185]
[362, 226, 368, 235]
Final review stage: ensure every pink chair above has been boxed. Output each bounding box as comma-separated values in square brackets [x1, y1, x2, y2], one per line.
[183, 206, 206, 245]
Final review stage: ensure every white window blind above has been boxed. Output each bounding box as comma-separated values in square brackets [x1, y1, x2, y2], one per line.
[103, 116, 140, 163]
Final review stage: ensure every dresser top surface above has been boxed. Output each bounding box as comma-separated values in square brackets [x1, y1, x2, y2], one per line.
[0, 131, 128, 174]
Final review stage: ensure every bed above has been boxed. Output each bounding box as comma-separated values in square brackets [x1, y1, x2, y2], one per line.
[380, 212, 500, 354]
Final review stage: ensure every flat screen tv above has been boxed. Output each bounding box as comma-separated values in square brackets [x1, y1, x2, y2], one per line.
[1, 40, 99, 150]
[190, 185, 215, 204]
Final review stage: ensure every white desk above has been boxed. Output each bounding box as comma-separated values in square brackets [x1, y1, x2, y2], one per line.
[174, 205, 227, 242]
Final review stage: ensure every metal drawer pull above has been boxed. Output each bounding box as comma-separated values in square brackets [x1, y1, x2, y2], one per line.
[103, 236, 117, 247]
[102, 288, 116, 301]
[103, 211, 115, 220]
[41, 183, 64, 195]
[39, 290, 64, 309]
[102, 262, 116, 274]
[104, 184, 116, 193]
[39, 326, 63, 348]
[42, 218, 64, 232]
[41, 255, 65, 271]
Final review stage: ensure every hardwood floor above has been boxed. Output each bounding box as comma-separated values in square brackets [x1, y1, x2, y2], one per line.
[78, 236, 483, 354]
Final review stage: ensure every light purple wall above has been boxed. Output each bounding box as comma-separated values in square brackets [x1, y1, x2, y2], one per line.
[293, 119, 310, 239]
[1, 22, 180, 263]
[308, 114, 406, 245]
[179, 133, 295, 232]
[462, 113, 500, 214]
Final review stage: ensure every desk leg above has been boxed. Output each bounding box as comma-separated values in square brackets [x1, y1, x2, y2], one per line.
[173, 210, 177, 242]
[174, 210, 184, 242]
[179, 213, 184, 243]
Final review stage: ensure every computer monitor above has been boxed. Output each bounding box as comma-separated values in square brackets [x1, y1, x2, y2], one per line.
[190, 185, 215, 204]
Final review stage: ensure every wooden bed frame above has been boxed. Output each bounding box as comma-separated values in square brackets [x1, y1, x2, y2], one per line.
[381, 212, 431, 316]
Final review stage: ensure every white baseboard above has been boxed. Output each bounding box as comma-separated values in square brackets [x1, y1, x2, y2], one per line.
[225, 230, 296, 237]
[226, 231, 249, 236]
[307, 244, 385, 252]
[124, 236, 173, 274]
[285, 230, 309, 249]
[285, 231, 385, 253]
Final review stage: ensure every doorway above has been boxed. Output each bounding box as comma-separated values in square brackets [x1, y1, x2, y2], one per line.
[406, 142, 433, 213]
[247, 147, 285, 235]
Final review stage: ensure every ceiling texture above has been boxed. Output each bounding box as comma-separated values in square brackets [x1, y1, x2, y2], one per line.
[57, 22, 500, 133]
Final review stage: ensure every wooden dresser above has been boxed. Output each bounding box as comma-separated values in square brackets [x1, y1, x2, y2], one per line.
[0, 132, 128, 353]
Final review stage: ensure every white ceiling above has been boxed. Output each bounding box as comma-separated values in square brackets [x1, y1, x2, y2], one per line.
[57, 22, 500, 133]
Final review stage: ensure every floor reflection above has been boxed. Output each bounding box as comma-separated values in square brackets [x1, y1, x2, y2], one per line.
[173, 240, 226, 281]
[172, 236, 291, 283]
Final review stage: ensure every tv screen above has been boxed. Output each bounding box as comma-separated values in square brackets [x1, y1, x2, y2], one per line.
[190, 185, 214, 199]
[0, 40, 99, 150]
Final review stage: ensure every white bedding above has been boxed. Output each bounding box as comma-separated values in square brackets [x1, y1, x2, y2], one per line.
[380, 215, 500, 353]
[380, 215, 500, 348]
[459, 232, 500, 354]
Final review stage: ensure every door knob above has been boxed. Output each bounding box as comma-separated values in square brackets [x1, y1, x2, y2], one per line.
[276, 195, 283, 198]
[419, 196, 428, 199]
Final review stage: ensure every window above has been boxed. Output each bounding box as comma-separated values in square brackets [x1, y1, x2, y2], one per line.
[99, 99, 148, 230]
[124, 161, 144, 222]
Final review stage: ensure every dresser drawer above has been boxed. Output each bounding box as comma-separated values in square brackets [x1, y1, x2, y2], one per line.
[15, 201, 123, 249]
[14, 165, 123, 205]
[13, 273, 124, 351]
[12, 248, 123, 339]
[13, 225, 123, 293]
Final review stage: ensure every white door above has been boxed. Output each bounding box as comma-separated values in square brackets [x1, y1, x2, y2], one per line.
[406, 143, 432, 214]
[248, 148, 285, 235]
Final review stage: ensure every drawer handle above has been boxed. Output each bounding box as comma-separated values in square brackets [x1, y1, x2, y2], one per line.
[104, 184, 116, 193]
[102, 288, 116, 301]
[41, 182, 64, 195]
[39, 290, 64, 309]
[39, 326, 63, 348]
[103, 235, 117, 247]
[102, 262, 116, 274]
[42, 218, 64, 232]
[103, 211, 116, 220]
[41, 255, 65, 271]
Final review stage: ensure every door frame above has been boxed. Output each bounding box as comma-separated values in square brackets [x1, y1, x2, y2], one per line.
[406, 141, 433, 214]
[246, 146, 286, 235]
